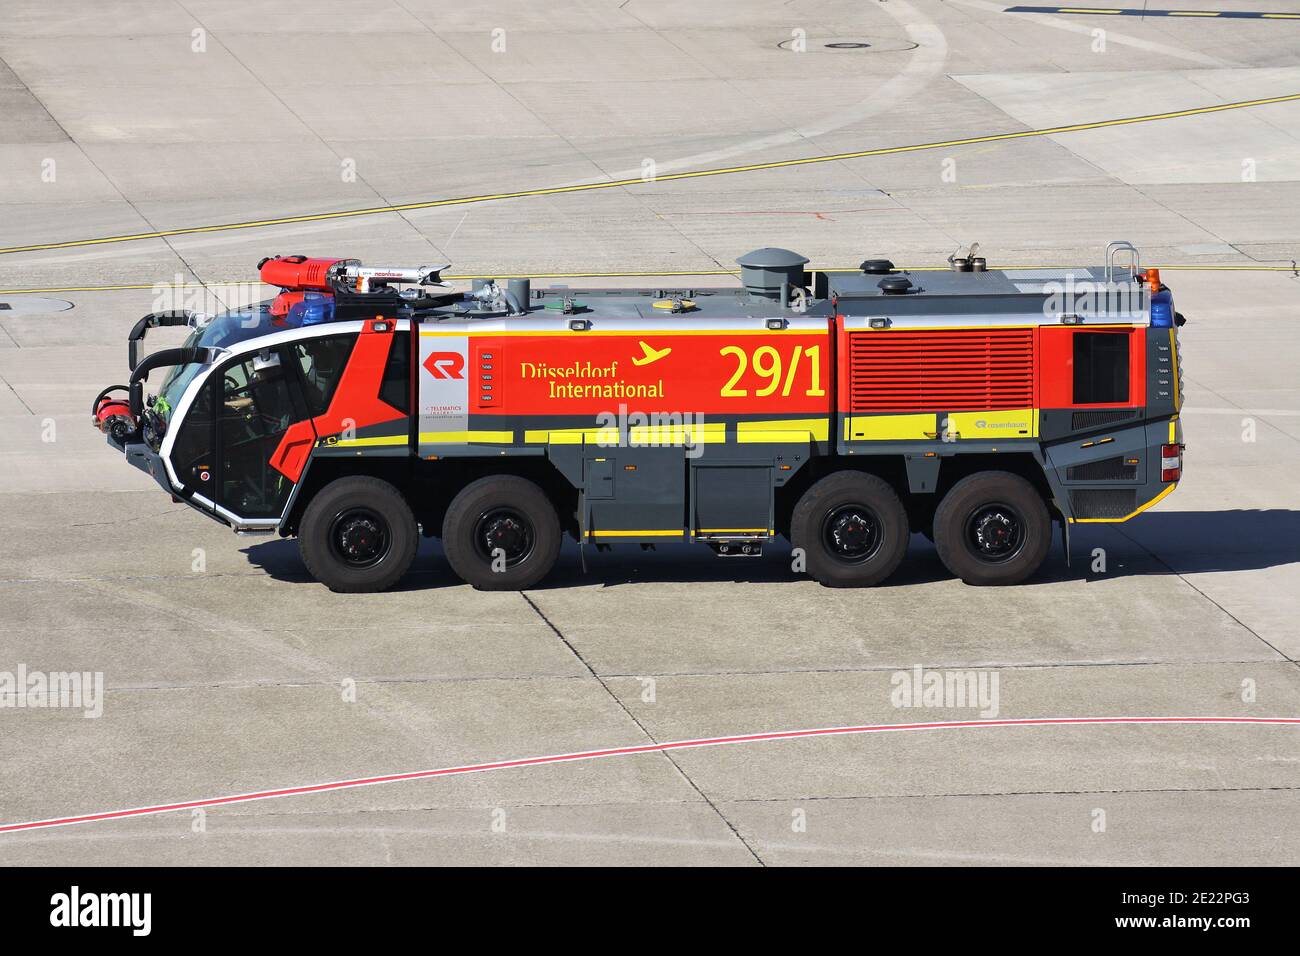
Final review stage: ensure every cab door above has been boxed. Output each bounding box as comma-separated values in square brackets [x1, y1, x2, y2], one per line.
[213, 348, 308, 520]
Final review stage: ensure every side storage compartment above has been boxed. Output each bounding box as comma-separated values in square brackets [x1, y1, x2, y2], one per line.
[582, 445, 686, 541]
[691, 462, 774, 538]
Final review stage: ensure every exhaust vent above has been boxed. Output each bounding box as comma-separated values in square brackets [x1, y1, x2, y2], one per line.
[736, 248, 809, 300]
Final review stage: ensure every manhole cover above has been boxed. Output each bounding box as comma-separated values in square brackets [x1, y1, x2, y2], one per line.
[777, 35, 918, 53]
[0, 297, 74, 314]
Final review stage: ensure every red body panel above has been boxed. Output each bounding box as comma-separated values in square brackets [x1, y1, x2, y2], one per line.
[269, 320, 406, 482]
[468, 331, 833, 417]
[834, 318, 1146, 415]
[845, 328, 1036, 413]
[1038, 326, 1146, 409]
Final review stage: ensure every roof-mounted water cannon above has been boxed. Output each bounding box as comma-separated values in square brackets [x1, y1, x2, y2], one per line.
[257, 255, 451, 294]
[333, 262, 451, 293]
[258, 256, 355, 291]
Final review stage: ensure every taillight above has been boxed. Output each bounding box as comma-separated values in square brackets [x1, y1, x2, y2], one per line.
[1161, 443, 1182, 482]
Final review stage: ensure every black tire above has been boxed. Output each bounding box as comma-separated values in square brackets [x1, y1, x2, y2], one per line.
[790, 471, 909, 587]
[299, 476, 418, 593]
[932, 471, 1052, 586]
[442, 476, 561, 590]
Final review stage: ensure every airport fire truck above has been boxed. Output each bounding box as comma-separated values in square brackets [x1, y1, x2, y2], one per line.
[93, 243, 1184, 592]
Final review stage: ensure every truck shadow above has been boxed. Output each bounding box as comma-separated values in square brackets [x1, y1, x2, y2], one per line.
[241, 509, 1300, 591]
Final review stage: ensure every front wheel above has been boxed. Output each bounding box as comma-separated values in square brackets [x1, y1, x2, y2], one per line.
[790, 471, 910, 587]
[299, 476, 419, 592]
[442, 476, 561, 590]
[932, 471, 1052, 585]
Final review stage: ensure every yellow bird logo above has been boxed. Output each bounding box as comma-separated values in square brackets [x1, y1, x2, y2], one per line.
[633, 340, 672, 367]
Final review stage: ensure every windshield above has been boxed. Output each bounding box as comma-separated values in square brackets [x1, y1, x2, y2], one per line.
[154, 303, 284, 424]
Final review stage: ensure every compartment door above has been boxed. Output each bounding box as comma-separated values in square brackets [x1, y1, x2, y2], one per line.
[583, 447, 685, 541]
[692, 464, 773, 538]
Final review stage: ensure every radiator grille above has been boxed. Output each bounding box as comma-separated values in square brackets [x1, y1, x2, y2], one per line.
[1067, 457, 1137, 482]
[848, 329, 1035, 412]
[1071, 409, 1137, 430]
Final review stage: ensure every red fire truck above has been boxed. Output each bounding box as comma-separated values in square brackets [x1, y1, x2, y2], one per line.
[94, 243, 1184, 592]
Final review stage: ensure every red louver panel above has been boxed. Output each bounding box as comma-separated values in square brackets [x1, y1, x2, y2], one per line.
[848, 328, 1035, 412]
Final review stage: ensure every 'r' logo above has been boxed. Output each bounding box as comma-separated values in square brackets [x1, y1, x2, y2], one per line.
[424, 351, 465, 379]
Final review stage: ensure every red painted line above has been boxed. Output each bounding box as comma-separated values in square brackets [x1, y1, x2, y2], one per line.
[2, 716, 1296, 835]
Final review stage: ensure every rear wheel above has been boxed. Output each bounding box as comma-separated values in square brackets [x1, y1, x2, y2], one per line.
[442, 476, 561, 590]
[932, 471, 1051, 585]
[790, 471, 909, 587]
[299, 476, 418, 592]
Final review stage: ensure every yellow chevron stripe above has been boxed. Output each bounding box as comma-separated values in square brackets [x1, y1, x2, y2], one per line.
[1071, 483, 1178, 523]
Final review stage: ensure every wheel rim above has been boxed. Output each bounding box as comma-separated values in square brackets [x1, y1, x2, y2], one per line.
[821, 503, 883, 565]
[964, 502, 1025, 564]
[472, 507, 535, 568]
[328, 507, 392, 569]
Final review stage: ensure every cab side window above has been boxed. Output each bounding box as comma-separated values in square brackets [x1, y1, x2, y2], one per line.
[290, 334, 357, 416]
[378, 332, 410, 413]
[1073, 332, 1130, 405]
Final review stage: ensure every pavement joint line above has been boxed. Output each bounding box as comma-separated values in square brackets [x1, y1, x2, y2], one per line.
[13, 784, 1300, 842]
[518, 590, 767, 865]
[723, 784, 1300, 803]
[1111, 523, 1294, 664]
[94, 675, 595, 693]
[4, 824, 751, 854]
[1184, 374, 1300, 447]
[596, 658, 1294, 678]
[62, 575, 443, 748]
[2, 262, 1297, 296]
[2, 716, 1297, 835]
[0, 661, 1287, 695]
[64, 658, 1293, 696]
[136, 782, 1300, 816]
[0, 374, 34, 414]
[0, 43, 216, 308]
[172, 0, 450, 266]
[1, 90, 1298, 256]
